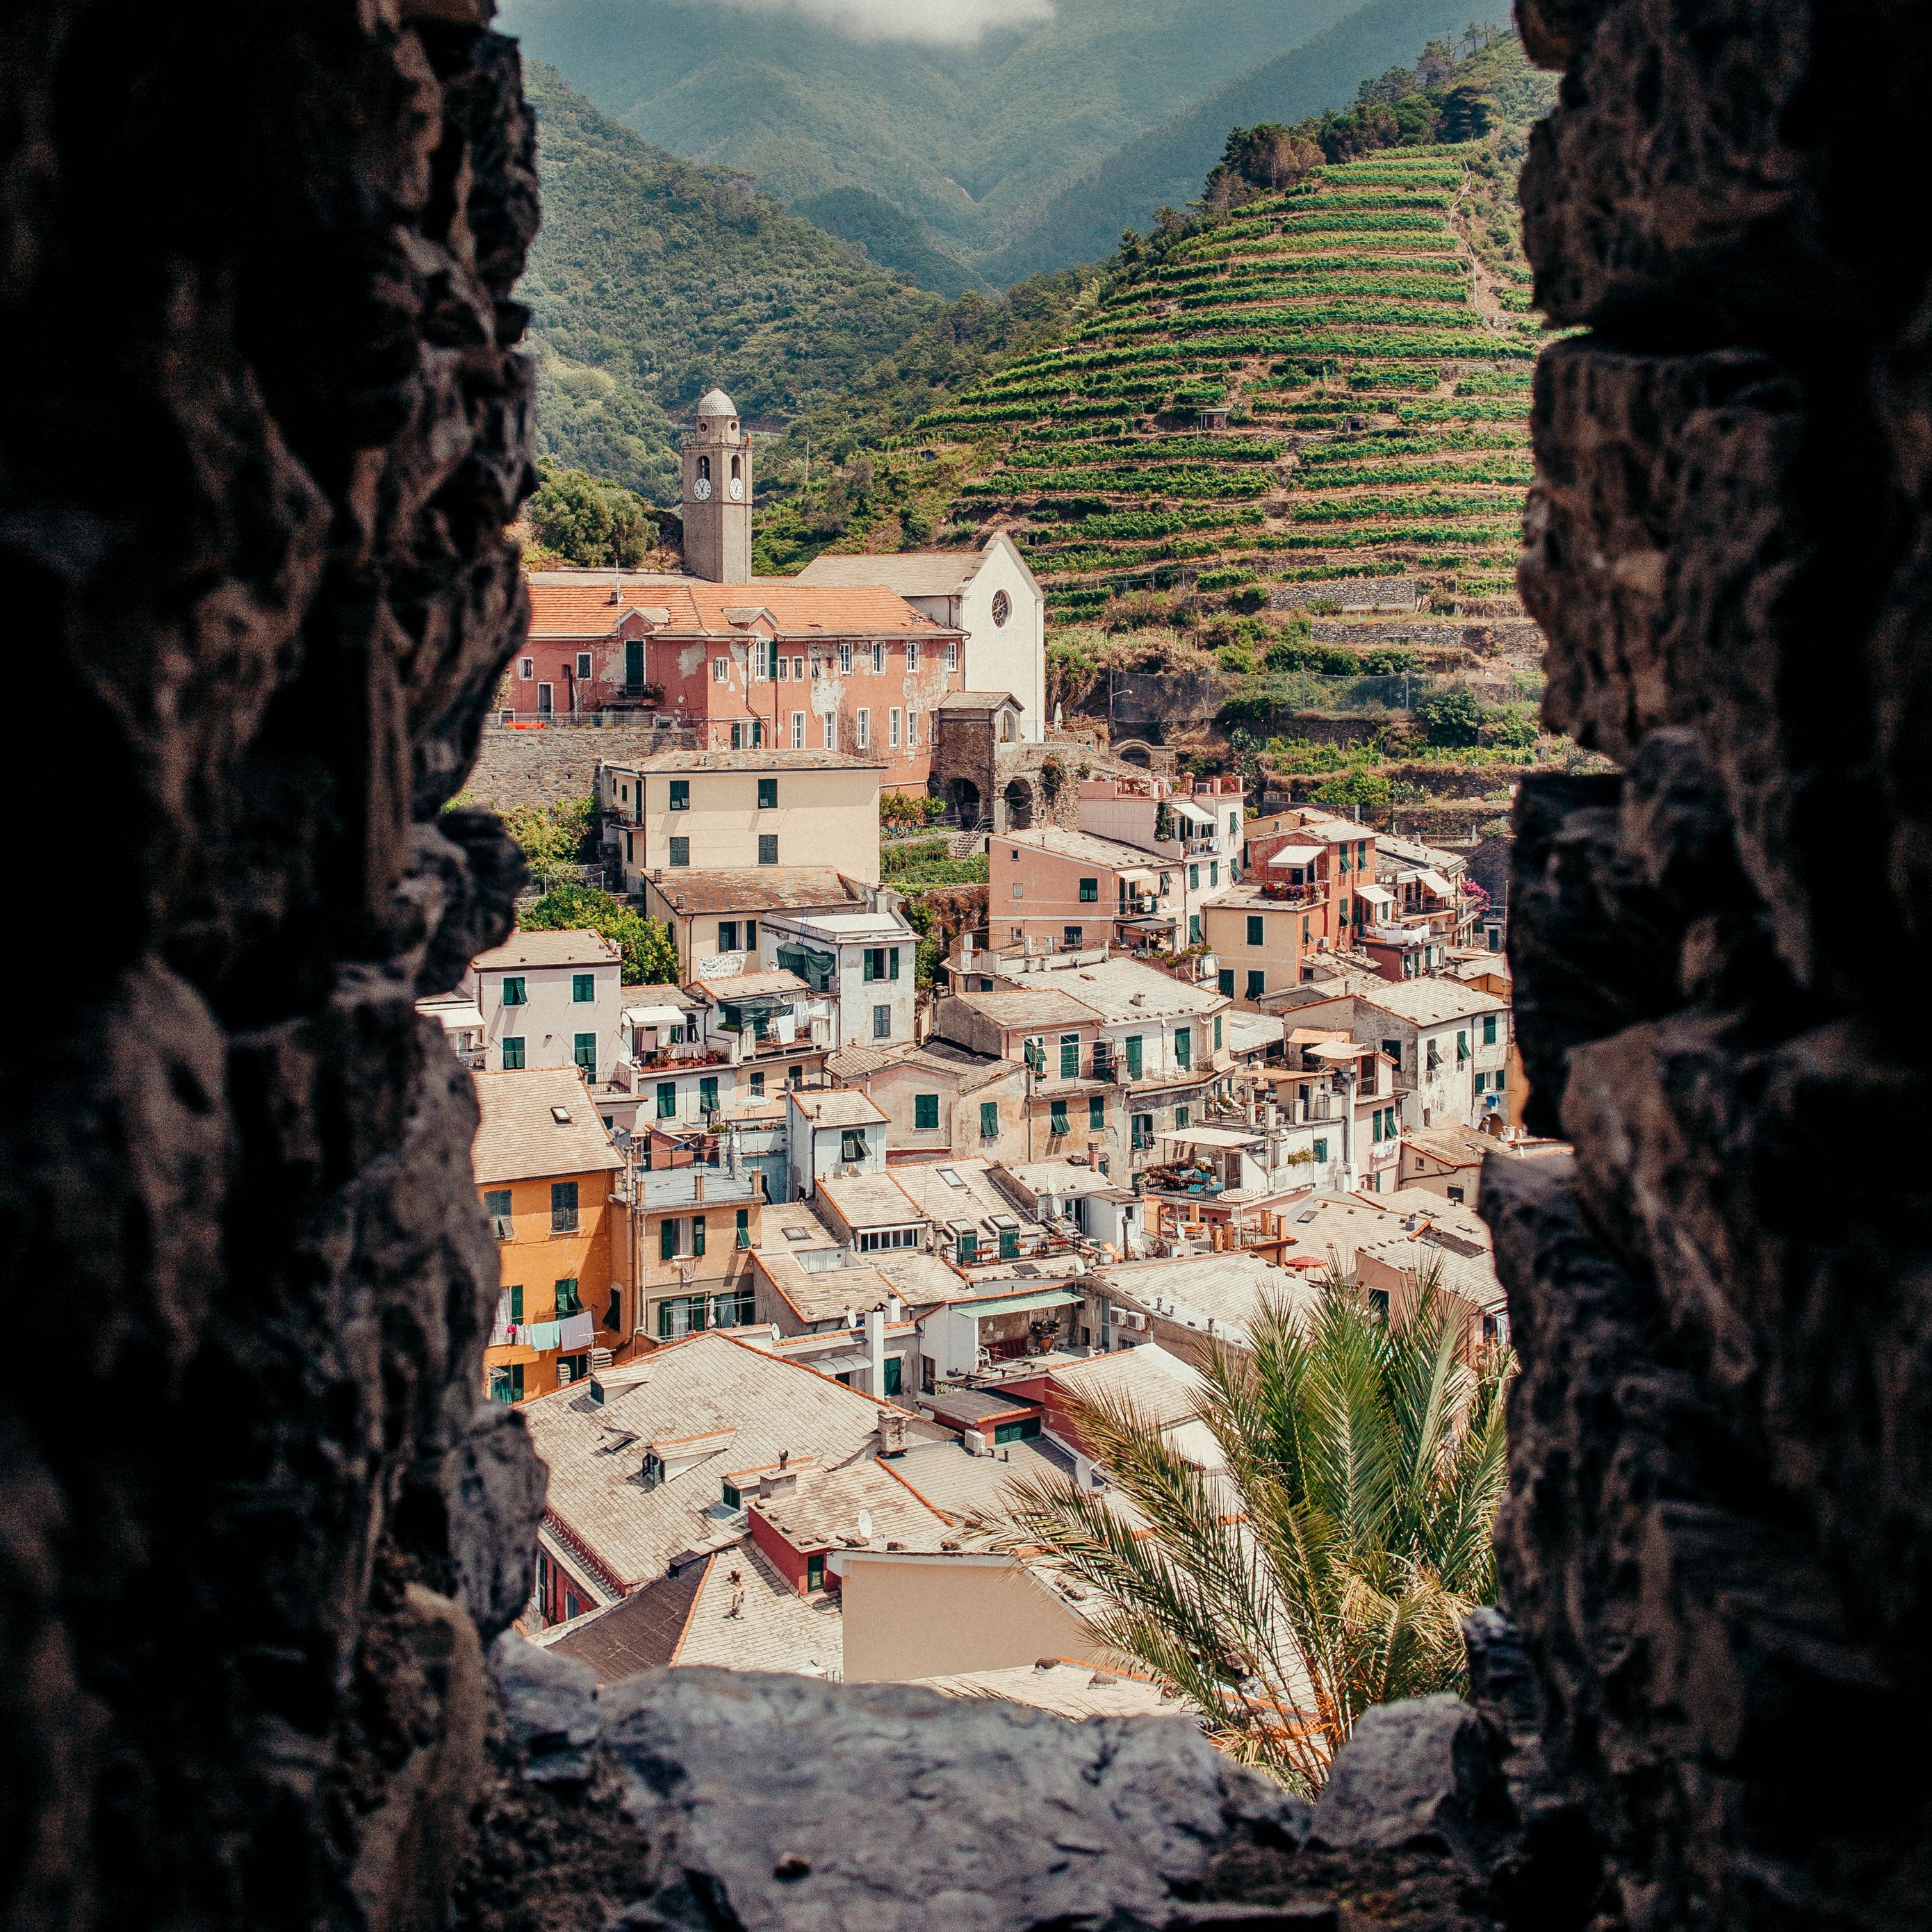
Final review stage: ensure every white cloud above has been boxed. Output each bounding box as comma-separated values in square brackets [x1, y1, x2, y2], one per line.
[699, 0, 1054, 45]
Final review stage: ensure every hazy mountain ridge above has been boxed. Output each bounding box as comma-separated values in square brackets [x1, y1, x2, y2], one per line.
[501, 0, 1368, 268]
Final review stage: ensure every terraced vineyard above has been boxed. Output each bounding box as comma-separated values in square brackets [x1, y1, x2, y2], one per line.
[910, 144, 1544, 668]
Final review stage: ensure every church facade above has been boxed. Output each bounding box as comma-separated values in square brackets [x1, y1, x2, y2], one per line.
[509, 387, 1045, 797]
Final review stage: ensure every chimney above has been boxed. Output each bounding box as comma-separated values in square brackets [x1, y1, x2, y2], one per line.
[694, 1173, 705, 1202]
[876, 1409, 909, 1457]
[865, 1306, 886, 1395]
[886, 1293, 903, 1322]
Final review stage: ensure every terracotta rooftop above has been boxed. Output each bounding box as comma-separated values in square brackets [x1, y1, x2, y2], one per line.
[525, 573, 960, 641]
[608, 749, 884, 774]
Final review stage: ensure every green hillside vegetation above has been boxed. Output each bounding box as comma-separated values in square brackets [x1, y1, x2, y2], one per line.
[791, 189, 983, 300]
[502, 0, 1373, 272]
[981, 0, 1513, 283]
[520, 62, 948, 497]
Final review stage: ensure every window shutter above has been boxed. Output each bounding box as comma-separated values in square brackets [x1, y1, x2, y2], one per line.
[660, 1220, 677, 1261]
[888, 947, 900, 981]
[692, 1217, 706, 1259]
[508, 1285, 523, 1323]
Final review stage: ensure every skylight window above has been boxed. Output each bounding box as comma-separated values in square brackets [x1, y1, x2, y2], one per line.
[552, 1106, 573, 1124]
[936, 1168, 964, 1186]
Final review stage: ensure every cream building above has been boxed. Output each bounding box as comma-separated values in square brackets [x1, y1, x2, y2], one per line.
[599, 748, 886, 889]
[795, 532, 1047, 744]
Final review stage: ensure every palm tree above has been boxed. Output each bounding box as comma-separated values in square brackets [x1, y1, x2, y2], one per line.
[997, 1266, 1512, 1794]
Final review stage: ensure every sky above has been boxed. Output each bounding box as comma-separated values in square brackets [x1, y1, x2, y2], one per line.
[701, 0, 1054, 43]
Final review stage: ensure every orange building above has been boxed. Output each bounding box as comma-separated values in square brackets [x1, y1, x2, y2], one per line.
[475, 1067, 625, 1405]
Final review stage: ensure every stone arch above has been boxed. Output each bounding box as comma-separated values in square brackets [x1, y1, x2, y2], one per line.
[1114, 738, 1154, 769]
[1001, 777, 1036, 830]
[947, 777, 982, 823]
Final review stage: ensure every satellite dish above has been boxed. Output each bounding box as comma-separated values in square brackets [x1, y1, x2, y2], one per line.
[857, 1509, 875, 1541]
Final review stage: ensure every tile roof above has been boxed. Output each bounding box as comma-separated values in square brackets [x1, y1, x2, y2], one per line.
[753, 1252, 901, 1327]
[914, 1660, 1177, 1721]
[1224, 1012, 1286, 1056]
[1039, 958, 1228, 1024]
[647, 868, 864, 917]
[671, 1537, 843, 1675]
[635, 1168, 762, 1212]
[473, 929, 621, 972]
[1092, 1251, 1323, 1348]
[753, 1459, 953, 1555]
[691, 969, 810, 1001]
[793, 548, 990, 596]
[816, 1171, 927, 1229]
[525, 1332, 898, 1596]
[541, 1555, 710, 1681]
[996, 825, 1173, 871]
[471, 1069, 625, 1185]
[788, 1090, 888, 1129]
[1049, 1342, 1208, 1426]
[1356, 1236, 1504, 1313]
[885, 1157, 1040, 1236]
[526, 573, 958, 641]
[941, 987, 1102, 1031]
[611, 749, 884, 774]
[887, 1434, 1077, 1525]
[1355, 978, 1508, 1026]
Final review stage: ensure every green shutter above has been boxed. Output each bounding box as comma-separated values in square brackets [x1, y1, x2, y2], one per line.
[889, 947, 900, 981]
[1049, 1101, 1069, 1136]
[999, 1228, 1020, 1259]
[1247, 915, 1264, 947]
[660, 1220, 677, 1261]
[555, 1277, 580, 1315]
[1089, 1095, 1105, 1130]
[699, 1076, 718, 1114]
[1124, 1035, 1143, 1080]
[1174, 1028, 1191, 1069]
[1218, 969, 1234, 996]
[500, 1036, 524, 1069]
[958, 1231, 979, 1263]
[508, 1284, 523, 1323]
[980, 1101, 999, 1140]
[759, 777, 778, 809]
[657, 1082, 676, 1119]
[692, 1216, 706, 1259]
[1059, 1035, 1079, 1079]
[1214, 1016, 1222, 1049]
[915, 1094, 940, 1129]
[669, 779, 688, 810]
[574, 1032, 596, 1072]
[883, 1356, 902, 1396]
[736, 1207, 751, 1250]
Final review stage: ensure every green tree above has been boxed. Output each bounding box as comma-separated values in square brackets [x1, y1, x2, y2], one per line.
[520, 884, 680, 986]
[1418, 689, 1486, 748]
[498, 798, 601, 880]
[1001, 1272, 1512, 1793]
[526, 464, 657, 567]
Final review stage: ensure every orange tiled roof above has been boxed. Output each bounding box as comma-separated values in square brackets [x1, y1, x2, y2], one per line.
[525, 571, 958, 641]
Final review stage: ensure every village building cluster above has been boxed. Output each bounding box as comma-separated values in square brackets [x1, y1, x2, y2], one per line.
[439, 393, 1550, 1707]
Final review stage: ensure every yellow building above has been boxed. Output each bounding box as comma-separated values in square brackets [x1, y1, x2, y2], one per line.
[602, 748, 887, 890]
[475, 1067, 625, 1405]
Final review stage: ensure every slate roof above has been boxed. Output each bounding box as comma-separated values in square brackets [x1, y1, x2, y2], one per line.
[612, 749, 883, 774]
[913, 1660, 1176, 1721]
[794, 548, 990, 596]
[787, 1090, 888, 1130]
[753, 1459, 953, 1555]
[1355, 978, 1507, 1026]
[541, 1555, 710, 1681]
[941, 988, 1102, 1031]
[996, 826, 1172, 871]
[1048, 1342, 1207, 1426]
[1092, 1251, 1322, 1348]
[1042, 958, 1228, 1024]
[471, 1069, 625, 1186]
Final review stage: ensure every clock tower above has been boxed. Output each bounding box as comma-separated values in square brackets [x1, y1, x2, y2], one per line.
[680, 385, 753, 584]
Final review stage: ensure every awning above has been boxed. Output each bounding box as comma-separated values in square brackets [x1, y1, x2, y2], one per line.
[625, 1004, 687, 1028]
[1267, 845, 1324, 867]
[1117, 866, 1159, 888]
[432, 1001, 484, 1031]
[1308, 1040, 1369, 1060]
[803, 1349, 869, 1375]
[963, 1288, 1083, 1320]
[1357, 885, 1395, 907]
[1156, 1127, 1259, 1149]
[1417, 869, 1454, 897]
[1168, 799, 1216, 827]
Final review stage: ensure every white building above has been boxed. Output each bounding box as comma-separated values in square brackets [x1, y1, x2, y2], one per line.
[785, 1089, 889, 1200]
[761, 905, 919, 1053]
[464, 929, 624, 1081]
[795, 533, 1047, 744]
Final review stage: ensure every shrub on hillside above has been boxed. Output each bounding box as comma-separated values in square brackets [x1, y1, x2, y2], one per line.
[521, 885, 678, 986]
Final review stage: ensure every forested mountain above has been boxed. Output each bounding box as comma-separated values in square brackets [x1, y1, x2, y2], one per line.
[979, 0, 1514, 283]
[521, 62, 948, 498]
[501, 0, 1373, 270]
[791, 189, 982, 300]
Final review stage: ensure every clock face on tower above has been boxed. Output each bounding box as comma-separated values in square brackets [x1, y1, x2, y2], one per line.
[693, 477, 712, 501]
[728, 477, 745, 501]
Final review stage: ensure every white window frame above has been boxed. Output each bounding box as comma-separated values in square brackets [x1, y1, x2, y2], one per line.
[575, 651, 592, 679]
[776, 655, 789, 682]
[518, 657, 533, 680]
[906, 710, 918, 746]
[839, 643, 853, 673]
[791, 710, 805, 748]
[753, 641, 769, 682]
[856, 707, 871, 750]
[712, 655, 730, 683]
[906, 639, 918, 671]
[823, 712, 835, 749]
[945, 641, 958, 672]
[873, 641, 886, 673]
[888, 707, 901, 748]
[792, 656, 804, 680]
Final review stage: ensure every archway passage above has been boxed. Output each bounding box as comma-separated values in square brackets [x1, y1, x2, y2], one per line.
[1002, 778, 1035, 830]
[1115, 739, 1154, 769]
[948, 778, 981, 824]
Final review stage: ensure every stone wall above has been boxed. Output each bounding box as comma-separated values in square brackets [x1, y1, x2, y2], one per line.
[0, 6, 545, 1929]
[1496, 4, 1932, 1926]
[463, 721, 695, 812]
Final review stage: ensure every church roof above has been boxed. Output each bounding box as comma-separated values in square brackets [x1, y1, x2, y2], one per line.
[696, 387, 737, 416]
[525, 573, 963, 642]
[795, 533, 1038, 600]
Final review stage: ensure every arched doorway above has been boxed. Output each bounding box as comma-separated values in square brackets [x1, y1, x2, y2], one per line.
[949, 778, 982, 825]
[1003, 777, 1036, 830]
[1115, 739, 1154, 769]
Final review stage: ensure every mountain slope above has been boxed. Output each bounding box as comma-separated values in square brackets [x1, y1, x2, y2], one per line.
[520, 62, 947, 498]
[979, 0, 1514, 283]
[791, 189, 983, 300]
[501, 0, 1366, 268]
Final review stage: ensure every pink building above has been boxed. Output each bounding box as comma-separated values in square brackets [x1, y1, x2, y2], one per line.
[1243, 809, 1380, 951]
[987, 826, 1190, 954]
[510, 575, 963, 794]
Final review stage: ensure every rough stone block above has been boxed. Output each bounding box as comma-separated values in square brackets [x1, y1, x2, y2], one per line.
[490, 1634, 600, 1786]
